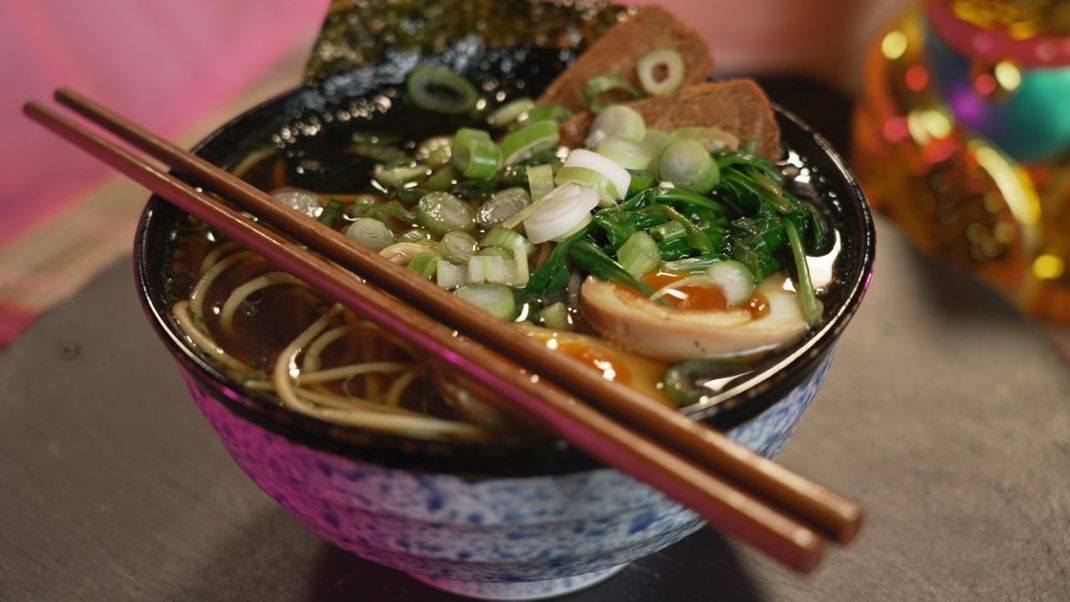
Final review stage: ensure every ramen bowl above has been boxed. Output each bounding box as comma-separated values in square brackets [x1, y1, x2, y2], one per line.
[133, 6, 873, 597]
[134, 95, 872, 599]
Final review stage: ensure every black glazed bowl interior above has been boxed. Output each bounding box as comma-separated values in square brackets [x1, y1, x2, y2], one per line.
[134, 37, 875, 477]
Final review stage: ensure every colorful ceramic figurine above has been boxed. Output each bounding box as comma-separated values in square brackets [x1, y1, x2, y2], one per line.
[854, 0, 1070, 323]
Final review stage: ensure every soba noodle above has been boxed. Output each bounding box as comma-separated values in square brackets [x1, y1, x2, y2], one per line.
[164, 51, 836, 443]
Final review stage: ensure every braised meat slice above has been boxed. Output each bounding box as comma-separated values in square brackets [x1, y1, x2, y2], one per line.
[558, 79, 782, 161]
[537, 5, 713, 112]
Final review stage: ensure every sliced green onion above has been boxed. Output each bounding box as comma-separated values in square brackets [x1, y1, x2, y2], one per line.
[435, 258, 467, 289]
[477, 247, 510, 259]
[422, 165, 458, 191]
[451, 128, 501, 180]
[522, 183, 600, 244]
[374, 164, 430, 189]
[520, 104, 572, 125]
[392, 189, 425, 205]
[585, 105, 646, 148]
[627, 170, 656, 195]
[481, 227, 533, 256]
[500, 120, 560, 165]
[398, 228, 431, 243]
[526, 163, 555, 201]
[596, 135, 653, 171]
[650, 220, 687, 242]
[510, 240, 530, 286]
[663, 256, 728, 272]
[640, 129, 671, 158]
[480, 245, 527, 286]
[657, 140, 719, 193]
[538, 302, 571, 330]
[560, 149, 631, 203]
[345, 218, 395, 251]
[407, 252, 440, 279]
[415, 192, 475, 236]
[452, 128, 490, 148]
[440, 231, 479, 264]
[467, 255, 510, 284]
[616, 231, 660, 277]
[554, 166, 619, 202]
[454, 283, 517, 320]
[706, 260, 756, 306]
[348, 137, 408, 163]
[550, 212, 593, 243]
[406, 65, 478, 114]
[637, 48, 685, 96]
[415, 136, 453, 166]
[488, 97, 535, 127]
[478, 187, 530, 228]
[380, 242, 433, 265]
[583, 74, 641, 113]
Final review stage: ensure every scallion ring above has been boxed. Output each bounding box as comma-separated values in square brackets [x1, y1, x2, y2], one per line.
[656, 139, 719, 193]
[345, 218, 395, 251]
[454, 283, 517, 320]
[636, 48, 685, 96]
[560, 148, 631, 203]
[706, 260, 756, 306]
[521, 104, 572, 125]
[477, 187, 530, 228]
[522, 183, 600, 244]
[406, 65, 479, 114]
[640, 129, 671, 158]
[617, 231, 660, 277]
[415, 192, 476, 236]
[500, 120, 560, 165]
[373, 164, 430, 189]
[487, 97, 534, 127]
[596, 136, 653, 171]
[526, 163, 555, 202]
[554, 166, 619, 201]
[451, 128, 501, 180]
[585, 105, 646, 148]
[414, 136, 453, 166]
[583, 74, 641, 113]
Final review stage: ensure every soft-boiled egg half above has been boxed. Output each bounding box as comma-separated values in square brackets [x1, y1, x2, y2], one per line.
[581, 271, 809, 362]
[519, 324, 673, 406]
[435, 325, 675, 414]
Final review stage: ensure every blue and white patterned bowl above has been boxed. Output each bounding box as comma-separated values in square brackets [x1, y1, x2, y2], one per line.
[172, 354, 833, 600]
[133, 26, 874, 601]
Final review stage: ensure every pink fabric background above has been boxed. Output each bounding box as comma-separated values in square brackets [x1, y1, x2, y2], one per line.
[1, 0, 906, 248]
[1, 0, 329, 246]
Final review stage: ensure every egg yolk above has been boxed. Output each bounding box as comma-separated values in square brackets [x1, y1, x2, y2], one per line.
[555, 340, 632, 385]
[643, 271, 728, 311]
[641, 271, 770, 318]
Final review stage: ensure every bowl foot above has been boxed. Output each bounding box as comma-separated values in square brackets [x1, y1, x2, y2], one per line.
[407, 563, 629, 600]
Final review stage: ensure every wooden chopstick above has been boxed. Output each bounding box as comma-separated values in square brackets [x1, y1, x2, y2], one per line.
[24, 97, 836, 571]
[52, 87, 862, 545]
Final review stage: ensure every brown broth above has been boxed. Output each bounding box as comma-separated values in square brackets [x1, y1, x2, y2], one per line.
[163, 53, 843, 431]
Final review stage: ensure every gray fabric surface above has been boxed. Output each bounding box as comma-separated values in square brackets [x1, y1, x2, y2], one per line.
[2, 217, 1068, 601]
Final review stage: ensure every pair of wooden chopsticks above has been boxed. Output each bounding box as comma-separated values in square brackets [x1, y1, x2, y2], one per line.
[25, 89, 860, 572]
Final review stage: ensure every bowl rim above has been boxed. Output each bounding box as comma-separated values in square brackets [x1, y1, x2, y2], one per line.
[133, 83, 875, 477]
